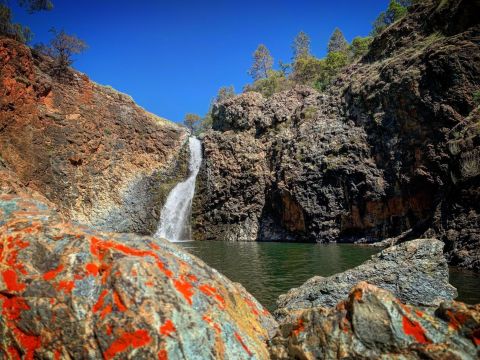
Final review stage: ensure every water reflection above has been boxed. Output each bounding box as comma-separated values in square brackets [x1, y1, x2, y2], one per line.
[180, 242, 377, 311]
[180, 241, 480, 311]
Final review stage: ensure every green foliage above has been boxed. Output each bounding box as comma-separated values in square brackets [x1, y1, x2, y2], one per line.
[327, 28, 348, 54]
[292, 56, 324, 86]
[350, 36, 372, 59]
[474, 91, 480, 106]
[18, 0, 53, 13]
[195, 111, 213, 136]
[244, 70, 293, 98]
[215, 85, 235, 103]
[315, 51, 349, 90]
[292, 31, 311, 60]
[0, 4, 33, 43]
[248, 44, 273, 81]
[184, 113, 201, 133]
[372, 0, 409, 35]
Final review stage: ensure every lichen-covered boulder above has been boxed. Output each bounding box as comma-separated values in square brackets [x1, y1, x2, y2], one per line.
[270, 282, 480, 359]
[0, 195, 277, 359]
[275, 239, 457, 319]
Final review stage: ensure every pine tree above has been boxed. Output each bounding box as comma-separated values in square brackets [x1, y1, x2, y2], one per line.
[292, 31, 311, 60]
[328, 28, 348, 54]
[248, 44, 273, 81]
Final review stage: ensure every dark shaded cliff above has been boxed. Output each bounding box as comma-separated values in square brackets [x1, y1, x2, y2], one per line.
[0, 37, 189, 234]
[193, 0, 480, 270]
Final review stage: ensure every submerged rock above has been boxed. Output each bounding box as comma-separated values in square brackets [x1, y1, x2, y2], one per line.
[275, 239, 457, 319]
[0, 195, 277, 359]
[270, 282, 480, 360]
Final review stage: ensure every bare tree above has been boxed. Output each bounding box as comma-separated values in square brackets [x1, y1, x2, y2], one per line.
[41, 28, 87, 72]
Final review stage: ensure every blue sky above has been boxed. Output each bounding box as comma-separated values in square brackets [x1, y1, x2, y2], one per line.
[11, 0, 388, 122]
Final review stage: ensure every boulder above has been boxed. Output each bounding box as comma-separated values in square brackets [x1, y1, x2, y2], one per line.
[275, 239, 457, 319]
[0, 195, 277, 359]
[270, 282, 480, 359]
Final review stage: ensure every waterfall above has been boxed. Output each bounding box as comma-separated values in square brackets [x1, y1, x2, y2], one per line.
[154, 137, 202, 242]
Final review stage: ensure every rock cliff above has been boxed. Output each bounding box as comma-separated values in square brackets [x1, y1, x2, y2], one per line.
[0, 37, 189, 235]
[193, 0, 480, 270]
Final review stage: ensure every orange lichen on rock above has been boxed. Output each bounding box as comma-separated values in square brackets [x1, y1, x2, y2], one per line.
[402, 316, 430, 344]
[103, 330, 151, 360]
[199, 284, 226, 309]
[2, 269, 26, 292]
[234, 332, 253, 356]
[43, 264, 64, 281]
[173, 278, 194, 305]
[292, 318, 305, 337]
[202, 315, 222, 334]
[85, 263, 99, 276]
[113, 291, 127, 312]
[157, 349, 168, 360]
[56, 280, 75, 294]
[159, 319, 176, 337]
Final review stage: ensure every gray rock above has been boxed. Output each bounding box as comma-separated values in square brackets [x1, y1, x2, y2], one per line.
[274, 239, 458, 320]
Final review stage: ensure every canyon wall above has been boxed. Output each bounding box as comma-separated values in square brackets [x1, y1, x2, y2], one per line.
[193, 0, 480, 270]
[0, 37, 189, 234]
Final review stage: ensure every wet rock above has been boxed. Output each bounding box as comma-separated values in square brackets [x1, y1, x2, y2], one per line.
[269, 282, 480, 360]
[0, 195, 277, 359]
[0, 37, 189, 235]
[275, 239, 457, 319]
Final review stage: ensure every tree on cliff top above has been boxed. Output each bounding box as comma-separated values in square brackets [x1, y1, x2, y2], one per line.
[0, 4, 32, 42]
[0, 0, 53, 42]
[372, 0, 409, 35]
[37, 28, 87, 73]
[215, 86, 235, 103]
[328, 28, 348, 54]
[292, 31, 311, 60]
[184, 113, 201, 133]
[19, 0, 53, 12]
[248, 44, 273, 81]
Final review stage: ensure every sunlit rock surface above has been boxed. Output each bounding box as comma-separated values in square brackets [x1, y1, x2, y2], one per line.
[275, 239, 457, 319]
[270, 282, 480, 359]
[0, 195, 277, 359]
[193, 0, 480, 271]
[0, 36, 189, 235]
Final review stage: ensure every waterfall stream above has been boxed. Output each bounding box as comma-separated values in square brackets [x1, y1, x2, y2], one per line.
[154, 137, 202, 242]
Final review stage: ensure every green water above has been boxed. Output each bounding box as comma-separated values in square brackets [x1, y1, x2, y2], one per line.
[179, 241, 480, 311]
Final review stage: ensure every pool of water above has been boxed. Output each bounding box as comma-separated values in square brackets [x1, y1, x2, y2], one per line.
[179, 241, 480, 311]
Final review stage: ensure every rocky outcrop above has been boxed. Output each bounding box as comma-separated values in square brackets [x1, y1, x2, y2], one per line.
[194, 0, 480, 270]
[0, 194, 277, 359]
[274, 239, 457, 320]
[0, 37, 189, 235]
[270, 282, 480, 359]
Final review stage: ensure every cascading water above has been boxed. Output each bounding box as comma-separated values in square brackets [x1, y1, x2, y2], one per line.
[154, 137, 202, 242]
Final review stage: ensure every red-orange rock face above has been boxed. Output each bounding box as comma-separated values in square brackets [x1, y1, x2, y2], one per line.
[0, 195, 277, 359]
[0, 37, 189, 235]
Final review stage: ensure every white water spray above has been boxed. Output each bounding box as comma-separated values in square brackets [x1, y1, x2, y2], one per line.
[155, 137, 202, 242]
